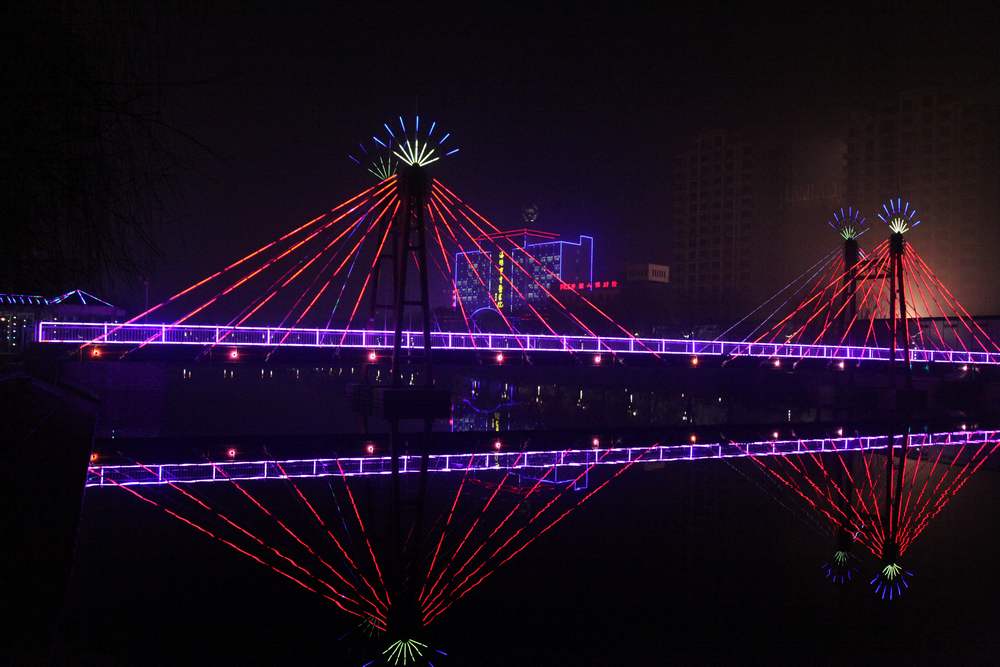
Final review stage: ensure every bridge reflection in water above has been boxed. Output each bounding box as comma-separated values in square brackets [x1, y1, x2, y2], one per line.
[86, 429, 996, 487]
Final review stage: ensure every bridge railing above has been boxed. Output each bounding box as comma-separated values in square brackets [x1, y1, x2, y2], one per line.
[37, 321, 1000, 365]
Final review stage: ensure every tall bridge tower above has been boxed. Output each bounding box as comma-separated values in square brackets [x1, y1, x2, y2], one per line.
[357, 123, 454, 647]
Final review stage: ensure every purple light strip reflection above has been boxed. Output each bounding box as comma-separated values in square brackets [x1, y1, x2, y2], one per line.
[85, 429, 997, 488]
[37, 321, 1000, 365]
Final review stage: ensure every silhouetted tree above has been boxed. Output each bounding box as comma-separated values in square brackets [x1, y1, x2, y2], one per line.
[0, 3, 196, 295]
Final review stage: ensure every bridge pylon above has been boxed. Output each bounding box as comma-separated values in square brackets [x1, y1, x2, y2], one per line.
[368, 163, 450, 646]
[881, 226, 915, 583]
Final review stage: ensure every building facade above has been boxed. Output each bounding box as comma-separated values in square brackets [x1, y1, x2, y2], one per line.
[0, 290, 123, 354]
[845, 88, 1000, 315]
[453, 230, 594, 318]
[670, 123, 847, 326]
[670, 130, 756, 322]
[625, 263, 670, 284]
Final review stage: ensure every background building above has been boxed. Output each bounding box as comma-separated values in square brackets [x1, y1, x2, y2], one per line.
[845, 87, 1000, 315]
[625, 263, 669, 284]
[669, 123, 847, 327]
[670, 129, 755, 323]
[0, 290, 123, 354]
[671, 88, 1000, 328]
[454, 229, 594, 319]
[590, 262, 674, 336]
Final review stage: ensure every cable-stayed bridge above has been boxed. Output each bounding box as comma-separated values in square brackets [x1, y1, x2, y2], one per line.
[39, 116, 1000, 660]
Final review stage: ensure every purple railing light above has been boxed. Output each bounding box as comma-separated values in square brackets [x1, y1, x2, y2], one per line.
[38, 321, 1000, 366]
[84, 429, 998, 488]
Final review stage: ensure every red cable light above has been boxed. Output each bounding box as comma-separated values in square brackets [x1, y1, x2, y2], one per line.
[271, 460, 385, 613]
[139, 182, 399, 353]
[433, 202, 561, 339]
[425, 204, 479, 344]
[425, 446, 655, 626]
[443, 195, 602, 338]
[429, 197, 529, 344]
[338, 200, 402, 344]
[420, 453, 478, 605]
[117, 470, 372, 618]
[265, 193, 398, 353]
[427, 451, 612, 619]
[84, 180, 394, 357]
[334, 460, 390, 608]
[420, 453, 542, 611]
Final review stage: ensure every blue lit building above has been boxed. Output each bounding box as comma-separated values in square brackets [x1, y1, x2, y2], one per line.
[0, 290, 122, 354]
[453, 229, 594, 318]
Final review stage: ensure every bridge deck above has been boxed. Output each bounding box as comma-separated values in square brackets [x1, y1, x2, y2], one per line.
[85, 429, 996, 487]
[37, 321, 1000, 365]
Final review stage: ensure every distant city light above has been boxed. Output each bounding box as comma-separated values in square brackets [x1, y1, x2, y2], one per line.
[368, 350, 378, 362]
[90, 452, 99, 463]
[772, 358, 781, 368]
[591, 437, 601, 448]
[689, 434, 697, 443]
[229, 349, 239, 360]
[690, 356, 699, 367]
[495, 352, 504, 364]
[493, 440, 502, 451]
[226, 447, 237, 458]
[91, 348, 101, 358]
[366, 443, 376, 455]
[593, 354, 602, 365]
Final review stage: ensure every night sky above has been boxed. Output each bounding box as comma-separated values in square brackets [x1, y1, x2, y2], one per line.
[122, 3, 1000, 308]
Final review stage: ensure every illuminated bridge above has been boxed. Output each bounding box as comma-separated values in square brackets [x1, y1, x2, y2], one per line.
[36, 321, 1000, 366]
[30, 188, 1000, 370]
[34, 115, 1000, 641]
